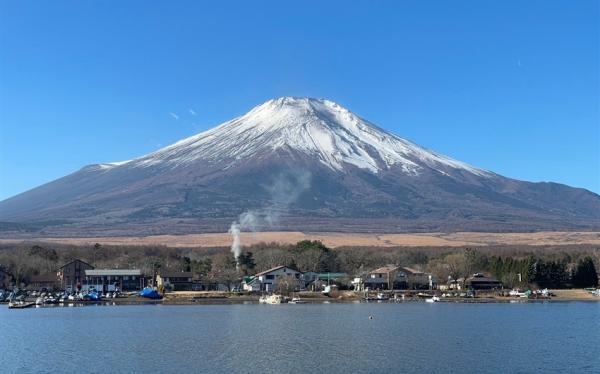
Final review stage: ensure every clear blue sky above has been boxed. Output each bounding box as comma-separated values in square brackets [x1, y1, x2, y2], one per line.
[1, 1, 598, 200]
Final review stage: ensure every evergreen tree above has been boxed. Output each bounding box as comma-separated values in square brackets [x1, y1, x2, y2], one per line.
[238, 251, 257, 275]
[572, 257, 599, 288]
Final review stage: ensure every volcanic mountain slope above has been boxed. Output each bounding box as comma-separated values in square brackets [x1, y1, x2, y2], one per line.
[1, 97, 599, 236]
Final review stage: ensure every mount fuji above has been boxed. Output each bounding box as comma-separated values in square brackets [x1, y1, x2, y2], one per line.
[1, 97, 599, 236]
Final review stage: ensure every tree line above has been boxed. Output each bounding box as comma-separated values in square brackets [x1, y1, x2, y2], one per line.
[0, 241, 598, 289]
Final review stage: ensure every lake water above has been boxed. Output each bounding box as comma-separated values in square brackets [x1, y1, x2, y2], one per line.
[1, 302, 599, 373]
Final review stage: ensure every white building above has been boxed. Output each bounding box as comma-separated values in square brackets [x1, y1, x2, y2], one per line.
[248, 266, 303, 293]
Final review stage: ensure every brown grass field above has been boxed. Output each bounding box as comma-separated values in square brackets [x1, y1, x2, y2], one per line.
[1, 231, 599, 248]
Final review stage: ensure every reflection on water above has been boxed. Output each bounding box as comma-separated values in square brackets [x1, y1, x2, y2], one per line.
[1, 303, 599, 373]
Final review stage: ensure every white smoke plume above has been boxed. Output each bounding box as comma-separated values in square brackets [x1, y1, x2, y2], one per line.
[229, 170, 311, 266]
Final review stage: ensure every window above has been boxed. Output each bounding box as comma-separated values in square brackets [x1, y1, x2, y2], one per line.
[266, 275, 275, 280]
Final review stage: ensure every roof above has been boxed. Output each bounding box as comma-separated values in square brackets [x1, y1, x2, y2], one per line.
[467, 275, 501, 283]
[255, 265, 301, 276]
[60, 259, 94, 269]
[399, 267, 426, 275]
[370, 265, 400, 274]
[243, 276, 257, 285]
[85, 269, 141, 276]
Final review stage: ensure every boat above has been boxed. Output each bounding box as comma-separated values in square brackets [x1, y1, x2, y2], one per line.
[266, 294, 283, 304]
[35, 297, 44, 306]
[259, 294, 283, 304]
[363, 292, 390, 302]
[425, 296, 440, 303]
[509, 289, 528, 297]
[289, 297, 306, 304]
[8, 301, 35, 309]
[42, 295, 59, 304]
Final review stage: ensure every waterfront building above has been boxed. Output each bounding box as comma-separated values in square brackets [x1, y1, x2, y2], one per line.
[364, 265, 407, 290]
[58, 259, 94, 291]
[364, 265, 437, 290]
[252, 266, 303, 292]
[193, 280, 228, 291]
[465, 273, 502, 290]
[157, 271, 194, 291]
[400, 267, 437, 290]
[28, 273, 60, 291]
[303, 272, 348, 284]
[444, 277, 462, 290]
[84, 269, 143, 292]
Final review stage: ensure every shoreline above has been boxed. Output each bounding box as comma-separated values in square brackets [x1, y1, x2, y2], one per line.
[5, 289, 598, 307]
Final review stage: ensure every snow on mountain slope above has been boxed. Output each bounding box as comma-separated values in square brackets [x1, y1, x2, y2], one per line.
[108, 97, 490, 177]
[2, 96, 600, 236]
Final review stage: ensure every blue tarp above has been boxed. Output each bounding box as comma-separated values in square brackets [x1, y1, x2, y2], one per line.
[140, 287, 162, 299]
[84, 291, 101, 301]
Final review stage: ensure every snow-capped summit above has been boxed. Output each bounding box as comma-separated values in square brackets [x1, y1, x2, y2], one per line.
[119, 97, 489, 177]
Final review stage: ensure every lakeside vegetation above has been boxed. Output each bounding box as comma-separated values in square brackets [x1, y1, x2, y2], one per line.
[0, 241, 598, 290]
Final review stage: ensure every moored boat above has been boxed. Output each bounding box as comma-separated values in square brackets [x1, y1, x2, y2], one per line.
[8, 301, 35, 309]
[259, 294, 283, 304]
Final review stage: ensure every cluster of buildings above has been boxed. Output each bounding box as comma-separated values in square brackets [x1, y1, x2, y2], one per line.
[0, 259, 205, 293]
[1, 259, 503, 293]
[239, 264, 502, 293]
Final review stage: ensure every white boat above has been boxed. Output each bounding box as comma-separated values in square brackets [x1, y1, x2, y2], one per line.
[8, 300, 35, 309]
[376, 293, 389, 301]
[44, 296, 58, 304]
[35, 297, 44, 306]
[259, 294, 283, 304]
[425, 296, 440, 303]
[509, 289, 527, 297]
[289, 297, 306, 304]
